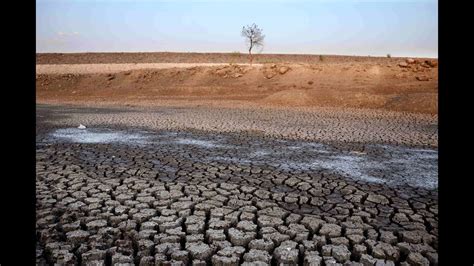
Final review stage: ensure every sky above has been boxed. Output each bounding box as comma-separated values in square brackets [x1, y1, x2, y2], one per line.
[36, 0, 438, 58]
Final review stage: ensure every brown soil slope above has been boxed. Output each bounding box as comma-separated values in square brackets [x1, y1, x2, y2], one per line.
[37, 58, 438, 114]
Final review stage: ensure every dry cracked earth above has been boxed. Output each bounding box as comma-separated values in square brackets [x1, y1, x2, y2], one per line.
[36, 104, 438, 266]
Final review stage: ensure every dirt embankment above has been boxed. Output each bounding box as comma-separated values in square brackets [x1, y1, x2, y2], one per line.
[36, 57, 437, 114]
[36, 63, 259, 75]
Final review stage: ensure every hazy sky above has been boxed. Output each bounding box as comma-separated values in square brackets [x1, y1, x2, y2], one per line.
[36, 0, 438, 58]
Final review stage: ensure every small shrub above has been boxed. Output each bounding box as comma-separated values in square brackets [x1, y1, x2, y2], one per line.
[319, 55, 324, 62]
[387, 54, 391, 58]
[231, 51, 241, 57]
[259, 58, 275, 64]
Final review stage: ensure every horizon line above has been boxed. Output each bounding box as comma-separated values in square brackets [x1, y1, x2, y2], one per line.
[35, 50, 438, 59]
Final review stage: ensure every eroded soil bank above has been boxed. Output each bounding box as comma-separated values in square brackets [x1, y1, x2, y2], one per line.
[37, 56, 438, 114]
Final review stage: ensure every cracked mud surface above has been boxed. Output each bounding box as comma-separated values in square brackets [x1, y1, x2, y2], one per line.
[36, 105, 438, 265]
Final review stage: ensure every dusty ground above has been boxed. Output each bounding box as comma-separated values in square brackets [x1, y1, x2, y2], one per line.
[36, 55, 438, 114]
[36, 63, 254, 74]
[36, 52, 426, 65]
[36, 104, 438, 265]
[35, 53, 438, 265]
[36, 104, 437, 147]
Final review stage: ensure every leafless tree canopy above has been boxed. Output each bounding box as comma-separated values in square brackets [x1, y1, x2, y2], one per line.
[241, 23, 265, 63]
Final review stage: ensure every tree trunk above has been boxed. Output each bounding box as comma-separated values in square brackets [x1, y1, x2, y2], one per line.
[249, 41, 253, 66]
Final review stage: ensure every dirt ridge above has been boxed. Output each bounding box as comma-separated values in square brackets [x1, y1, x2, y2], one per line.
[37, 62, 437, 114]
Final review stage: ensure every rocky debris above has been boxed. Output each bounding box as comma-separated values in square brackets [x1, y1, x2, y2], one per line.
[214, 64, 246, 79]
[264, 72, 276, 79]
[262, 64, 291, 79]
[398, 62, 409, 68]
[425, 60, 437, 67]
[416, 76, 430, 81]
[399, 59, 437, 70]
[279, 66, 290, 74]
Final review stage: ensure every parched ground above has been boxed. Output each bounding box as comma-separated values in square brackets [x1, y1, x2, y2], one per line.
[35, 53, 438, 265]
[36, 52, 420, 65]
[36, 104, 438, 265]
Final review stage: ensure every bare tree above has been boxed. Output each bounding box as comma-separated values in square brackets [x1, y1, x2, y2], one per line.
[241, 23, 265, 65]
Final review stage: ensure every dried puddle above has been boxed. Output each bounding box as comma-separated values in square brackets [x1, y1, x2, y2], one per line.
[43, 127, 438, 190]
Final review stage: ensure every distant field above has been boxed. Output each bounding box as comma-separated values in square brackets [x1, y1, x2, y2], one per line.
[36, 52, 434, 65]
